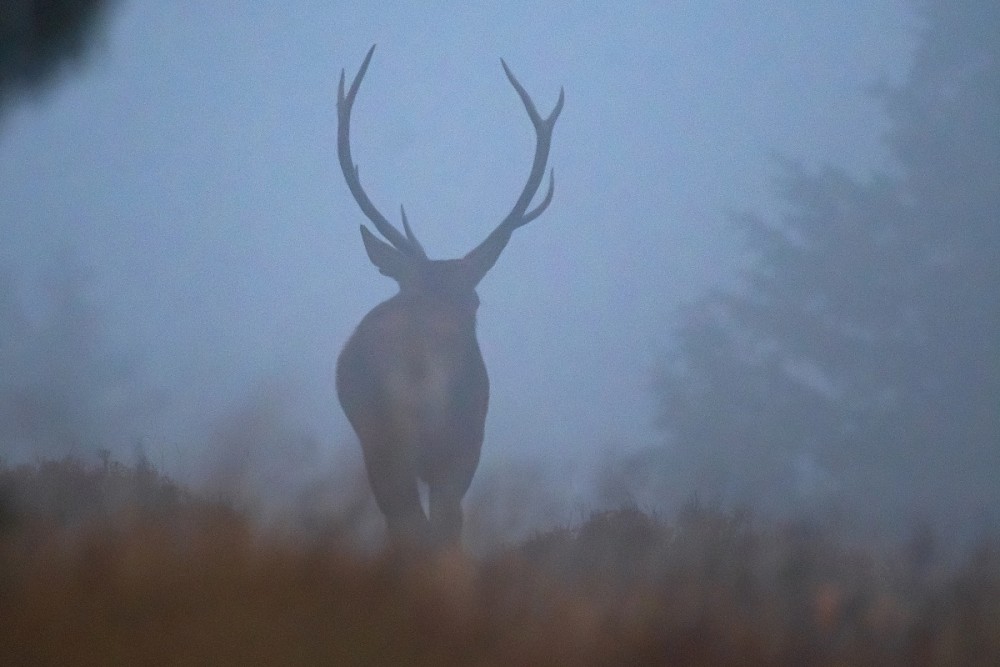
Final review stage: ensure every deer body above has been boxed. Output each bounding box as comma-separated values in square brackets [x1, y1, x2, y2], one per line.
[337, 288, 488, 540]
[334, 46, 562, 545]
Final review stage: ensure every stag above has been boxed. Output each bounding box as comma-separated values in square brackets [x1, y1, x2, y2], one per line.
[335, 46, 563, 545]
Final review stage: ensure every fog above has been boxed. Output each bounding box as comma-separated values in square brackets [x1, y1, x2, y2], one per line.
[5, 2, 995, 540]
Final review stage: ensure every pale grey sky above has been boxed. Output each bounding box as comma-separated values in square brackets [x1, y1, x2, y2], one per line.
[0, 2, 915, 500]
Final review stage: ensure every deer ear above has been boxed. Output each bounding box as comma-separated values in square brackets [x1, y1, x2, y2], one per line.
[360, 225, 413, 281]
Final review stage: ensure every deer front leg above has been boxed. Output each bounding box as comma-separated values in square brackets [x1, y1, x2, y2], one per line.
[361, 446, 429, 543]
[429, 484, 464, 546]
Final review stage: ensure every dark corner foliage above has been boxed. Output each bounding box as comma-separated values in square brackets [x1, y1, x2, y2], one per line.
[0, 0, 117, 111]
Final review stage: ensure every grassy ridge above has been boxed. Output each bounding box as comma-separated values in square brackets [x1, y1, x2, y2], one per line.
[1, 457, 997, 665]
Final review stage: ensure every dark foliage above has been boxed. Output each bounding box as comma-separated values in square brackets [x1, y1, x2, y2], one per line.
[0, 453, 184, 533]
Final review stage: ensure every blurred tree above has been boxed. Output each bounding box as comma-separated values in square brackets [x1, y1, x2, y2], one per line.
[655, 0, 1000, 528]
[0, 254, 156, 461]
[0, 0, 116, 114]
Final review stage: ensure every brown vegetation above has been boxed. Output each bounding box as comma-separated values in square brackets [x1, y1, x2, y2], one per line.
[1, 457, 997, 665]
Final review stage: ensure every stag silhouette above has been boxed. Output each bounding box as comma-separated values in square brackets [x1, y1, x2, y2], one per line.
[335, 46, 563, 545]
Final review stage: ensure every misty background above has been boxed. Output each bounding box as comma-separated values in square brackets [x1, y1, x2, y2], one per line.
[2, 2, 996, 539]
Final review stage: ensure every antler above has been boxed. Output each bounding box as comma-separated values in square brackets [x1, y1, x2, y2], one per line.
[464, 61, 564, 284]
[338, 45, 426, 258]
[338, 46, 563, 278]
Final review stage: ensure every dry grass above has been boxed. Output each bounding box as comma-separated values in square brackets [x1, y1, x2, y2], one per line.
[1, 457, 998, 665]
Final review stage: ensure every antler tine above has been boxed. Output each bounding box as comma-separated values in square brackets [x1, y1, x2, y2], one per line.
[498, 60, 564, 231]
[522, 168, 555, 224]
[461, 61, 563, 285]
[337, 45, 426, 258]
[399, 205, 426, 257]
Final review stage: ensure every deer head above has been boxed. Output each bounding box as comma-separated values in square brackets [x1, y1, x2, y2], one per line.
[335, 45, 563, 546]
